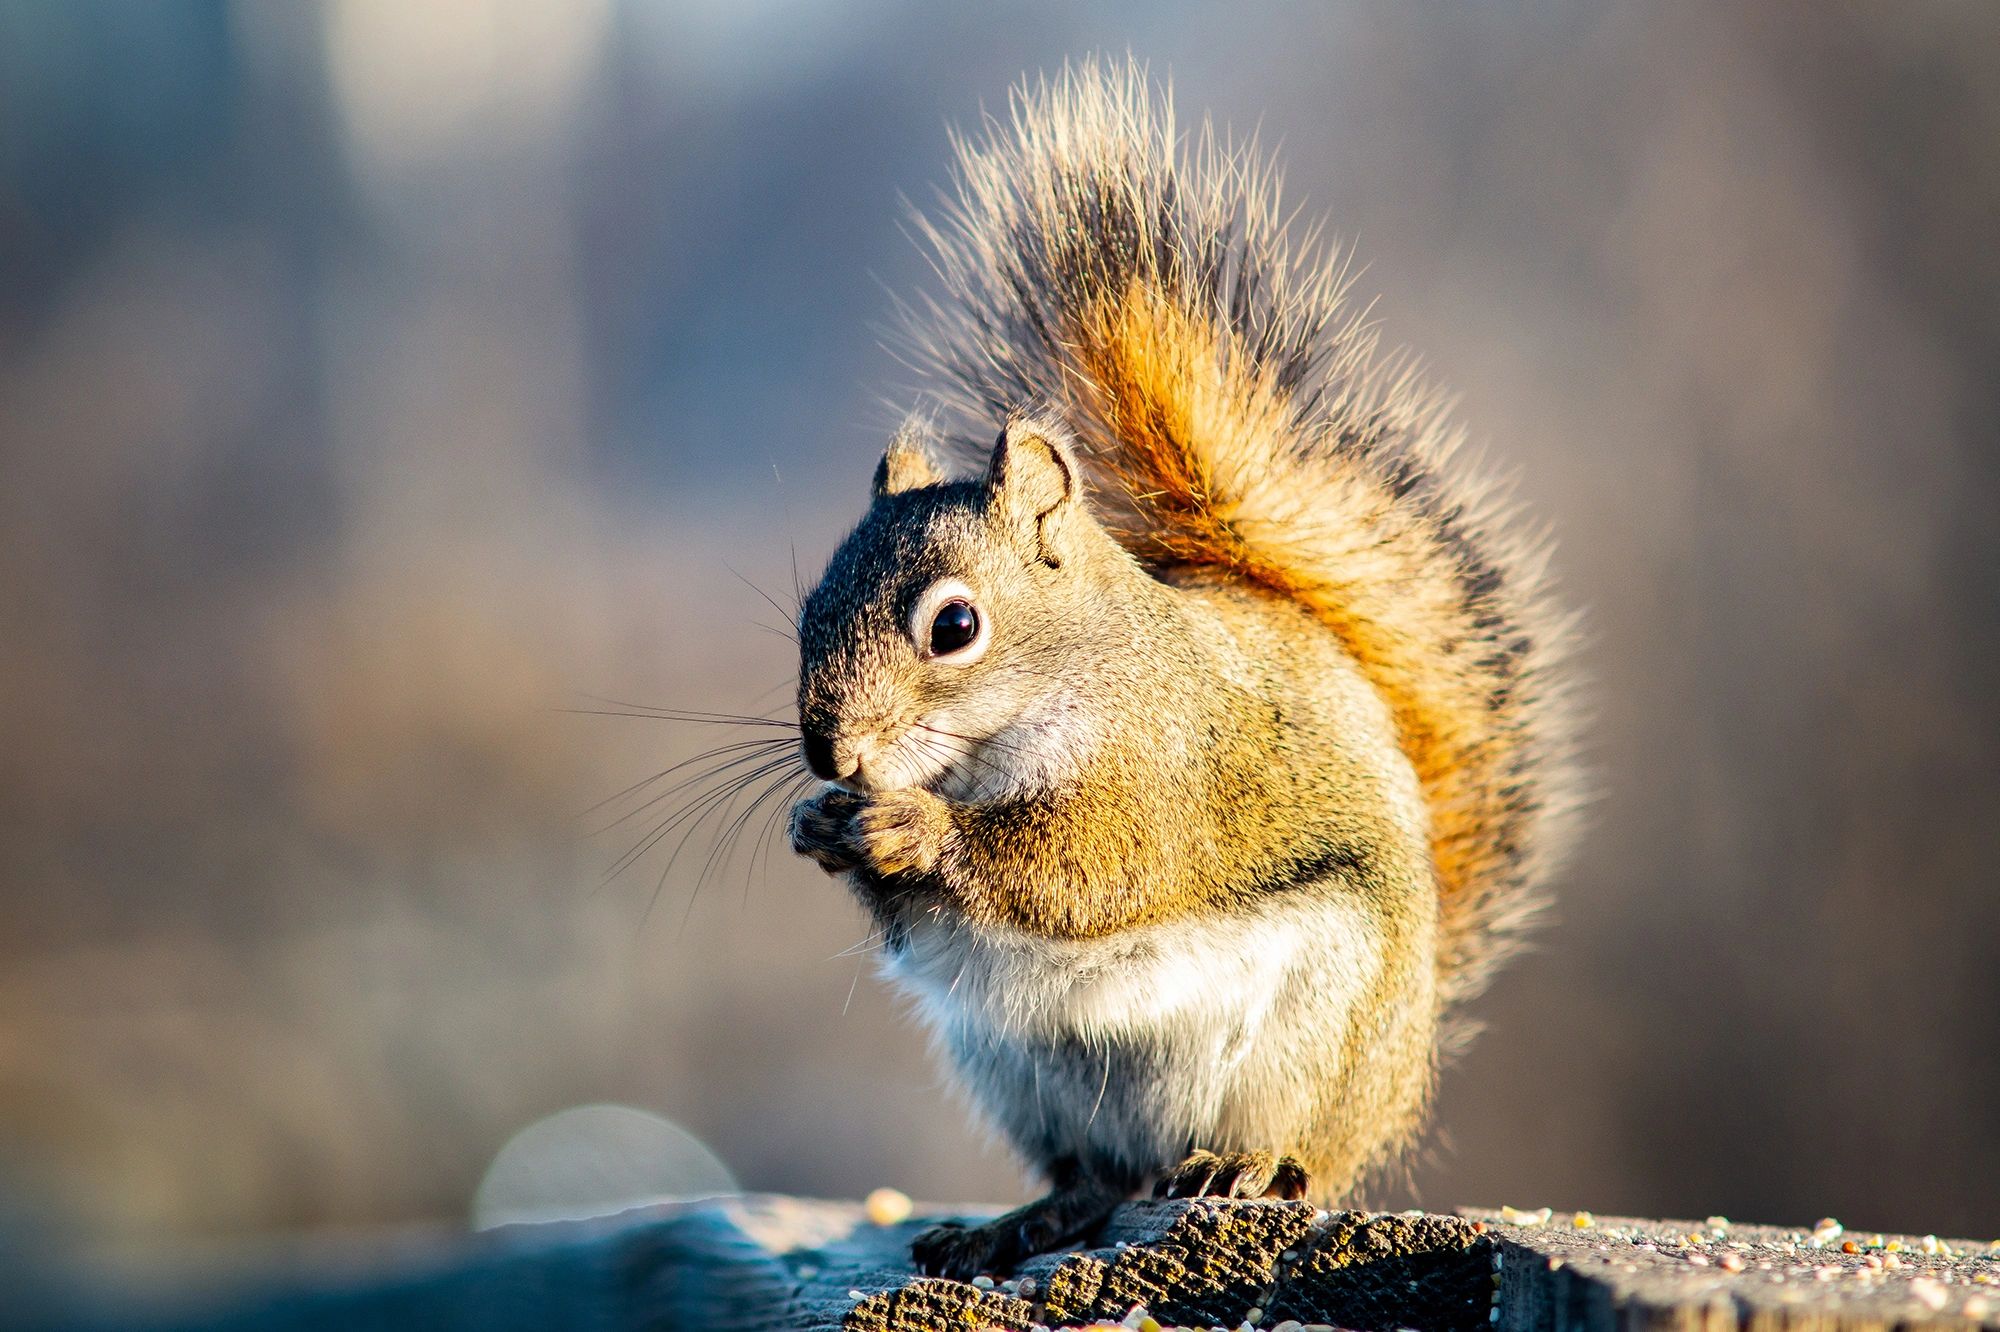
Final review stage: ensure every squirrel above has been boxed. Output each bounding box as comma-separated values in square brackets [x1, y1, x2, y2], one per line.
[784, 58, 1579, 1280]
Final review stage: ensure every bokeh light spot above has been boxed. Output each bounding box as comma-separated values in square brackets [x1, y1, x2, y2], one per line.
[472, 1104, 737, 1229]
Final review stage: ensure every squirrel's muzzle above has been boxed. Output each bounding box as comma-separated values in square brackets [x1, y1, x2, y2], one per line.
[801, 723, 900, 791]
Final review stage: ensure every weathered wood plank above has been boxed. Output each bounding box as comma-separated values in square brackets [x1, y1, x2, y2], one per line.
[1483, 1210, 2000, 1332]
[15, 1198, 1999, 1331]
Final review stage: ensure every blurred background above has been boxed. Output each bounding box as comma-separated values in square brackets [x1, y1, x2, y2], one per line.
[1, 0, 1996, 1259]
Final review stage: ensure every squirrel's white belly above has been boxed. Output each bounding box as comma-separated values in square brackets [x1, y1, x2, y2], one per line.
[880, 891, 1381, 1178]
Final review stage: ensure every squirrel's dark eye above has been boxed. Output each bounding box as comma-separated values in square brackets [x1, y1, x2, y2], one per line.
[930, 599, 980, 656]
[911, 578, 988, 664]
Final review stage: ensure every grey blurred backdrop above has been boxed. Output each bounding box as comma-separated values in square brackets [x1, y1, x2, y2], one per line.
[2, 1, 1996, 1251]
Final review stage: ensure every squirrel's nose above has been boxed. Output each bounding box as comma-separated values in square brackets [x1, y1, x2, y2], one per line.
[801, 727, 852, 782]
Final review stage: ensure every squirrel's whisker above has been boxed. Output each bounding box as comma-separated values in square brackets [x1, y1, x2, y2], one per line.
[906, 727, 1017, 798]
[589, 738, 800, 841]
[909, 720, 1034, 761]
[610, 749, 802, 885]
[582, 736, 798, 827]
[726, 561, 806, 625]
[571, 692, 800, 730]
[908, 722, 1041, 782]
[637, 753, 807, 929]
[703, 761, 810, 899]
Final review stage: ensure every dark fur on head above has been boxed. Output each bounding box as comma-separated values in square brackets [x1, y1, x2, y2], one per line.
[797, 413, 1156, 840]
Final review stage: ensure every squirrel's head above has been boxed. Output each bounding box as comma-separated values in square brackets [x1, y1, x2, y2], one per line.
[796, 413, 1141, 799]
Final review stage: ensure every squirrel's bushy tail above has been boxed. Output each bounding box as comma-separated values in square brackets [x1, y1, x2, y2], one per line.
[901, 58, 1581, 1013]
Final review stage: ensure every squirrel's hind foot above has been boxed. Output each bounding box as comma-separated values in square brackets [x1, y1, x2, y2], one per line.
[909, 1219, 1015, 1282]
[1152, 1149, 1310, 1201]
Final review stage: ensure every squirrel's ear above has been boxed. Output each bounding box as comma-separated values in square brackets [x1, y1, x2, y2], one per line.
[873, 423, 943, 497]
[985, 416, 1078, 568]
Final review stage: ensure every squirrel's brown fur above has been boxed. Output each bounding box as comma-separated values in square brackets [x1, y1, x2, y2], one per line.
[786, 59, 1580, 1280]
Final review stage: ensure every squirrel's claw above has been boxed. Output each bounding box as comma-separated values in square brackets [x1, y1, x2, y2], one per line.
[1153, 1149, 1310, 1201]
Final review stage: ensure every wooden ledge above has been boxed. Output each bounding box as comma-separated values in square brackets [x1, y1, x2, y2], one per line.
[17, 1196, 1999, 1330]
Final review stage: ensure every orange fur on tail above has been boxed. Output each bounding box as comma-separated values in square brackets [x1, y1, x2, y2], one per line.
[900, 59, 1581, 1010]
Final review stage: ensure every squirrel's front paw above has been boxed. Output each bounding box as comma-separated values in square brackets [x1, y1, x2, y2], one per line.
[788, 786, 951, 877]
[852, 787, 951, 877]
[788, 788, 866, 874]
